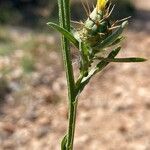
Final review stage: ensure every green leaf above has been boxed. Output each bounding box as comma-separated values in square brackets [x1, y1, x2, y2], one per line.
[96, 47, 121, 71]
[47, 22, 79, 48]
[61, 134, 67, 150]
[108, 36, 124, 47]
[76, 47, 121, 94]
[96, 57, 147, 63]
[94, 21, 128, 50]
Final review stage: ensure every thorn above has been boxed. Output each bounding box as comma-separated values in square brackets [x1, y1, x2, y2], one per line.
[98, 33, 105, 37]
[85, 0, 91, 14]
[106, 2, 112, 15]
[71, 20, 84, 25]
[108, 26, 120, 31]
[92, 2, 95, 10]
[112, 16, 131, 27]
[106, 4, 115, 18]
[81, 0, 89, 17]
[101, 4, 115, 21]
[117, 16, 131, 23]
[111, 20, 119, 27]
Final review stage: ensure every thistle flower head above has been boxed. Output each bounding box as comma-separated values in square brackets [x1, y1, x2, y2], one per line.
[76, 0, 130, 58]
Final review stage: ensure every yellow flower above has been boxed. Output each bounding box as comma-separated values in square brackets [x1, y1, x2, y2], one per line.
[96, 0, 107, 11]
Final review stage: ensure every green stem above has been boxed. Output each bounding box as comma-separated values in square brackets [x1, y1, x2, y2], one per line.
[67, 98, 78, 150]
[58, 0, 77, 149]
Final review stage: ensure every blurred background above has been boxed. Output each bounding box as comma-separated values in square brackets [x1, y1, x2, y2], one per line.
[0, 0, 149, 149]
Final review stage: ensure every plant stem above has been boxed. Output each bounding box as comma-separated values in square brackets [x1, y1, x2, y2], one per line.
[67, 97, 78, 150]
[58, 0, 78, 149]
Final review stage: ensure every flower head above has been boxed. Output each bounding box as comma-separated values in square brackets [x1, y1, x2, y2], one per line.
[96, 0, 107, 11]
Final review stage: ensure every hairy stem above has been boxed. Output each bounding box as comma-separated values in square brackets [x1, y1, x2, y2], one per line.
[58, 0, 77, 149]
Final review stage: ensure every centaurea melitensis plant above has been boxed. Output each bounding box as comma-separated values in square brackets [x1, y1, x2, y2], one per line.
[47, 0, 146, 149]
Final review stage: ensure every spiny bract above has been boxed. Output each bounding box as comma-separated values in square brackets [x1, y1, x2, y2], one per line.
[76, 0, 125, 55]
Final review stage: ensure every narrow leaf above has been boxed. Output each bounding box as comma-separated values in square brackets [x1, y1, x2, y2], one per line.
[108, 36, 124, 47]
[61, 134, 67, 150]
[77, 47, 121, 94]
[96, 57, 147, 63]
[96, 47, 121, 71]
[94, 21, 128, 50]
[47, 22, 79, 48]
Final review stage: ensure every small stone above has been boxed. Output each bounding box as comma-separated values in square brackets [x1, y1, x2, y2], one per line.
[145, 102, 150, 110]
[2, 123, 16, 134]
[3, 140, 15, 149]
[37, 117, 51, 126]
[118, 125, 128, 134]
[37, 86, 57, 104]
[12, 129, 30, 145]
[36, 125, 50, 139]
[25, 111, 38, 122]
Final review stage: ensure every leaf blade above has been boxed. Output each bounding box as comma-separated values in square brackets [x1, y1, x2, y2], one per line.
[94, 21, 128, 50]
[96, 57, 147, 63]
[61, 134, 67, 150]
[47, 22, 79, 48]
[76, 47, 121, 94]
